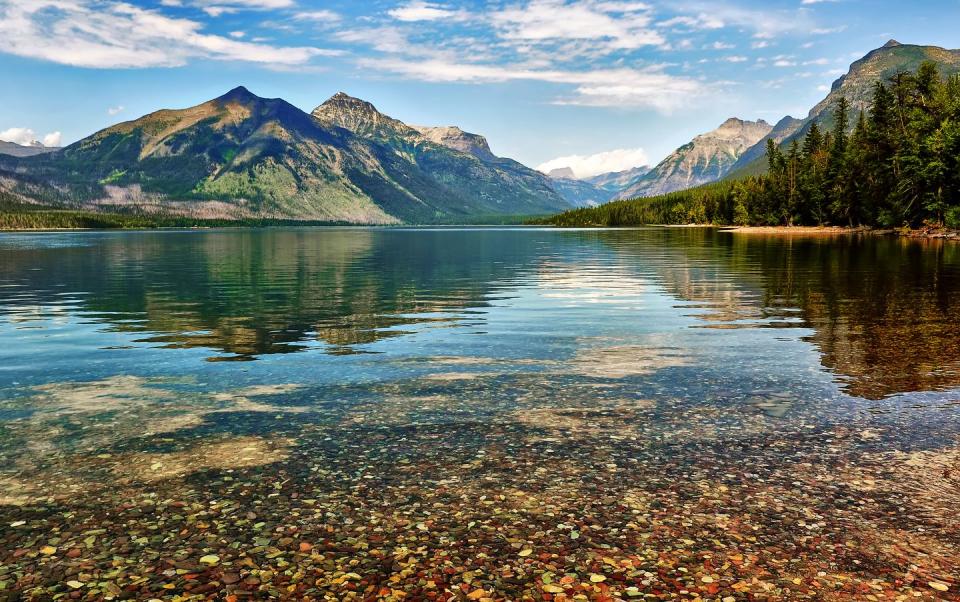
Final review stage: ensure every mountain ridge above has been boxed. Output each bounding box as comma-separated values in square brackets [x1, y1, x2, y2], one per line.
[617, 117, 772, 199]
[1, 88, 571, 223]
[0, 140, 60, 158]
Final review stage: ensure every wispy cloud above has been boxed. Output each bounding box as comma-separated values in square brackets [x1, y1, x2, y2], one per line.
[107, 105, 125, 116]
[358, 57, 710, 111]
[492, 0, 664, 50]
[190, 0, 295, 13]
[293, 10, 342, 22]
[0, 0, 338, 69]
[667, 2, 816, 39]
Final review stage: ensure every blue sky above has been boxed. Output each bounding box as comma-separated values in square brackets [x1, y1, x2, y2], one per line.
[0, 0, 957, 177]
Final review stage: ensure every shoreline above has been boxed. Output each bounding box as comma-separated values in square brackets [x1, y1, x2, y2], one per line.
[720, 225, 960, 241]
[3, 223, 960, 241]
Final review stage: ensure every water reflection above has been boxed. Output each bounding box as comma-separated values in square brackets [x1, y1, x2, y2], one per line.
[1, 228, 959, 397]
[615, 229, 960, 399]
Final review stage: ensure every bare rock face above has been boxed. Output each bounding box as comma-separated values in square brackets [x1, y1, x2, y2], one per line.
[546, 167, 576, 179]
[618, 118, 772, 199]
[312, 92, 414, 141]
[412, 126, 497, 162]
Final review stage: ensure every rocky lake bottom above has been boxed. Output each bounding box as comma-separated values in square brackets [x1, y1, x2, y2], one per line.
[0, 227, 958, 601]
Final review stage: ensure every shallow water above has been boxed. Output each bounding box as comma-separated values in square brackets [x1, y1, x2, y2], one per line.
[1, 227, 959, 600]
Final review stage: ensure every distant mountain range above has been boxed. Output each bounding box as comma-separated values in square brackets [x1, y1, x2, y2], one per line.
[542, 165, 653, 206]
[548, 117, 774, 206]
[616, 118, 772, 199]
[0, 140, 60, 158]
[0, 88, 572, 224]
[563, 40, 960, 201]
[539, 116, 773, 203]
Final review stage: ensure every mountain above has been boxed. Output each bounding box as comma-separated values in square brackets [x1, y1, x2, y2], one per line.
[541, 165, 653, 207]
[732, 41, 960, 176]
[546, 174, 610, 207]
[727, 116, 805, 176]
[547, 167, 576, 179]
[617, 118, 772, 199]
[586, 166, 652, 196]
[0, 140, 60, 158]
[809, 40, 960, 128]
[312, 93, 570, 214]
[412, 126, 497, 162]
[2, 88, 569, 223]
[16, 86, 402, 223]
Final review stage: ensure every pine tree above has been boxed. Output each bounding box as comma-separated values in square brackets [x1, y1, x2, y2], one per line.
[827, 97, 851, 224]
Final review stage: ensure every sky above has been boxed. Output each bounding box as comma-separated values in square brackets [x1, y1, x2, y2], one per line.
[0, 0, 957, 178]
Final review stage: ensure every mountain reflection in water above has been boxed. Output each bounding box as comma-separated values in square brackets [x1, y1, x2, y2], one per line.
[1, 228, 958, 398]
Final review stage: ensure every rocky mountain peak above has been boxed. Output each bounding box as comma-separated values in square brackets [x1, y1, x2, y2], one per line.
[311, 92, 411, 140]
[412, 125, 496, 161]
[321, 92, 379, 114]
[547, 167, 576, 179]
[616, 117, 772, 200]
[883, 39, 902, 48]
[216, 86, 259, 105]
[710, 118, 772, 140]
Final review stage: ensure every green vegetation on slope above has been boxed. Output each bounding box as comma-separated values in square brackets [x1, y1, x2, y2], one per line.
[0, 195, 355, 230]
[541, 63, 960, 229]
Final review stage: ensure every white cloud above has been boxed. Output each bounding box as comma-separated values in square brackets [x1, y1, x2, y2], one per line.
[491, 0, 665, 50]
[660, 14, 724, 30]
[293, 10, 341, 22]
[722, 55, 748, 63]
[191, 0, 294, 10]
[0, 127, 61, 147]
[229, 31, 245, 38]
[358, 57, 709, 111]
[388, 2, 465, 22]
[668, 2, 816, 39]
[811, 26, 846, 35]
[711, 41, 735, 50]
[336, 27, 415, 54]
[0, 0, 337, 69]
[537, 147, 650, 179]
[107, 105, 125, 116]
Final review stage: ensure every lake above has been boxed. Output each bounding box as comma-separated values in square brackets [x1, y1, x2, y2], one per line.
[1, 227, 959, 600]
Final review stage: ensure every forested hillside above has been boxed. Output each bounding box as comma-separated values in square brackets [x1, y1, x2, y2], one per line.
[541, 63, 960, 229]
